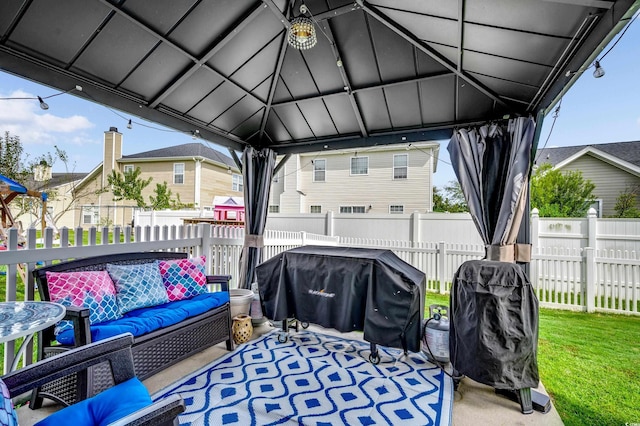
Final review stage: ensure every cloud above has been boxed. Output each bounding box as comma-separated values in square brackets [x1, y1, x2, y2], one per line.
[0, 89, 94, 146]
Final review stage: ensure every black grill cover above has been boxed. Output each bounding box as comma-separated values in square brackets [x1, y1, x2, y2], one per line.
[450, 260, 539, 390]
[256, 246, 425, 352]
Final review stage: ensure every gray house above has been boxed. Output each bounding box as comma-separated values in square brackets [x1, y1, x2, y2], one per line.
[536, 141, 640, 217]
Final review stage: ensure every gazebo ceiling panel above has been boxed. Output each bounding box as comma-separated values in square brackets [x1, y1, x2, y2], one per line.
[419, 76, 456, 125]
[369, 0, 459, 21]
[161, 68, 225, 113]
[463, 24, 567, 67]
[296, 99, 340, 138]
[272, 103, 316, 140]
[464, 0, 597, 37]
[188, 82, 247, 124]
[278, 51, 327, 99]
[72, 14, 159, 86]
[211, 95, 264, 133]
[0, 0, 635, 154]
[355, 89, 393, 131]
[206, 8, 284, 78]
[300, 39, 346, 95]
[227, 36, 283, 96]
[120, 44, 192, 99]
[164, 0, 251, 57]
[384, 84, 423, 129]
[232, 109, 264, 140]
[323, 95, 362, 135]
[7, 0, 109, 66]
[462, 50, 550, 88]
[121, 0, 197, 37]
[330, 12, 384, 87]
[265, 110, 293, 142]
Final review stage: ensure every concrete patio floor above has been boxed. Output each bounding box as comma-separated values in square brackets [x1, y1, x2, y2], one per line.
[17, 322, 564, 425]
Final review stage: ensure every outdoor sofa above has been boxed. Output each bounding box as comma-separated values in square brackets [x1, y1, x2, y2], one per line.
[30, 251, 233, 408]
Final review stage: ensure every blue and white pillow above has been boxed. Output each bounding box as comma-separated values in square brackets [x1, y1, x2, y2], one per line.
[107, 261, 169, 314]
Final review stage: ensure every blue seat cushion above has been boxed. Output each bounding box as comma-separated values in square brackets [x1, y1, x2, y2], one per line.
[56, 292, 229, 345]
[35, 377, 151, 426]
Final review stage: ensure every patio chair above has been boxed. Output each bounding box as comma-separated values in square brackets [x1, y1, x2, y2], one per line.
[1, 333, 184, 426]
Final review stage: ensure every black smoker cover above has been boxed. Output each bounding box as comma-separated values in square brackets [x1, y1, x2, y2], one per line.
[256, 246, 425, 352]
[450, 260, 539, 389]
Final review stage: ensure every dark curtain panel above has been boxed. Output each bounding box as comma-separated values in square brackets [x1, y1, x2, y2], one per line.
[238, 146, 276, 289]
[447, 117, 536, 262]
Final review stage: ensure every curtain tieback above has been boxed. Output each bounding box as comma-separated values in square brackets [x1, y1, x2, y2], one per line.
[244, 234, 264, 248]
[486, 243, 531, 263]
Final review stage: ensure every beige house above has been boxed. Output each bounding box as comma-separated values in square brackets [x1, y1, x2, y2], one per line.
[537, 141, 640, 217]
[269, 142, 439, 214]
[71, 127, 242, 228]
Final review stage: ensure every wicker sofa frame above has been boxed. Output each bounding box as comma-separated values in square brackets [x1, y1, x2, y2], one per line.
[30, 251, 234, 409]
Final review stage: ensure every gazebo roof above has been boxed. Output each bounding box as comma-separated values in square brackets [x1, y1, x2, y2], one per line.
[1, 0, 637, 154]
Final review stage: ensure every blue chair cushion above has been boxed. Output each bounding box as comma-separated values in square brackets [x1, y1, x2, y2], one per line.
[0, 378, 18, 426]
[35, 377, 151, 426]
[56, 292, 230, 345]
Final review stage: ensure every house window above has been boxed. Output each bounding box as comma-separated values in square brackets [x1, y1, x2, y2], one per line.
[393, 154, 408, 179]
[389, 205, 404, 214]
[123, 164, 134, 174]
[232, 174, 243, 192]
[310, 205, 321, 213]
[269, 205, 280, 213]
[350, 157, 368, 175]
[82, 205, 99, 225]
[340, 205, 366, 214]
[173, 163, 184, 184]
[313, 159, 326, 182]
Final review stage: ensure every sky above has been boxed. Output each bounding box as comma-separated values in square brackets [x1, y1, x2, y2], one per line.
[0, 13, 639, 188]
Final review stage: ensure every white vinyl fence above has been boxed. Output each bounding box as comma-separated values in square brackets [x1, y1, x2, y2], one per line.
[2, 219, 639, 373]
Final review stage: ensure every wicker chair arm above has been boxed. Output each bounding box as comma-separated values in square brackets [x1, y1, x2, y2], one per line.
[206, 274, 231, 292]
[3, 333, 135, 397]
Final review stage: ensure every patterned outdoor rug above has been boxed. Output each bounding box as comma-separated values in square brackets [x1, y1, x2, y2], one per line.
[153, 329, 453, 426]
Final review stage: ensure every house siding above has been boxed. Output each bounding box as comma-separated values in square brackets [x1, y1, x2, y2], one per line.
[557, 154, 640, 216]
[272, 144, 436, 214]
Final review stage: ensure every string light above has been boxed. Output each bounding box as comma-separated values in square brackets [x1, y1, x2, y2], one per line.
[0, 85, 82, 110]
[127, 119, 133, 129]
[37, 96, 49, 110]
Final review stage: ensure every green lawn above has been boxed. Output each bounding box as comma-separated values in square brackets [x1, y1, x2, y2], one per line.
[425, 292, 640, 425]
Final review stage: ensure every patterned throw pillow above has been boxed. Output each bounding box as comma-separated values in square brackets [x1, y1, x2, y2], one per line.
[46, 270, 121, 334]
[0, 378, 18, 426]
[158, 256, 208, 301]
[107, 261, 169, 314]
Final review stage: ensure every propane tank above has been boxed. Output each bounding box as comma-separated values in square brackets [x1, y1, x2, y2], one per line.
[422, 304, 450, 364]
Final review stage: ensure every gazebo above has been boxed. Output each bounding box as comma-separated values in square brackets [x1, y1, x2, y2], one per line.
[1, 0, 637, 414]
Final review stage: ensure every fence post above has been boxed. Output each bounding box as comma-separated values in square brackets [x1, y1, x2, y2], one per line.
[201, 224, 212, 272]
[585, 247, 595, 313]
[587, 208, 597, 250]
[438, 241, 446, 294]
[411, 211, 421, 244]
[326, 211, 334, 236]
[531, 208, 539, 251]
[301, 231, 307, 246]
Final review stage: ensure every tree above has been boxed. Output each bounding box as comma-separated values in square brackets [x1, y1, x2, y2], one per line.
[433, 180, 468, 213]
[0, 131, 28, 182]
[107, 168, 152, 208]
[612, 188, 640, 218]
[530, 163, 596, 217]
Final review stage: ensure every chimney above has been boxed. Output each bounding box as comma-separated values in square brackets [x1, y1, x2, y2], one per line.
[103, 127, 123, 185]
[34, 161, 53, 181]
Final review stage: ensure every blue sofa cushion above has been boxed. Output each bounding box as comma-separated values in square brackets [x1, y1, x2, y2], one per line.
[56, 292, 230, 345]
[35, 377, 151, 426]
